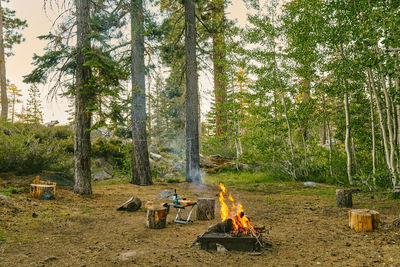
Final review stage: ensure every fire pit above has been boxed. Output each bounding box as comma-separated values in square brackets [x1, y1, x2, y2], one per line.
[196, 183, 268, 251]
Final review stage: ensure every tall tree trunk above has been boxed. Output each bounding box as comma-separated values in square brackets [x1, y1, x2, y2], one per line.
[344, 92, 353, 185]
[376, 49, 398, 188]
[184, 0, 201, 183]
[131, 0, 152, 185]
[281, 91, 296, 180]
[368, 82, 376, 176]
[74, 0, 92, 194]
[368, 69, 395, 183]
[0, 1, 7, 120]
[351, 134, 357, 174]
[211, 0, 227, 137]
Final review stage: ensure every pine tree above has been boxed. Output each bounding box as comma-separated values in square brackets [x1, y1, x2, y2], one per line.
[25, 84, 43, 124]
[7, 83, 22, 123]
[0, 0, 27, 120]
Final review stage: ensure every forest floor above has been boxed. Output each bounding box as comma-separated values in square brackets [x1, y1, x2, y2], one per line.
[1, 174, 400, 266]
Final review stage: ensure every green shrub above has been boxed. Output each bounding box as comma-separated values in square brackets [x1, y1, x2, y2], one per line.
[0, 121, 74, 173]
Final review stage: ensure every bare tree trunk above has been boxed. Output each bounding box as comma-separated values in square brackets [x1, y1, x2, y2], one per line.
[344, 92, 353, 185]
[295, 107, 308, 175]
[368, 69, 395, 183]
[131, 0, 152, 185]
[73, 0, 92, 195]
[211, 0, 227, 137]
[0, 1, 7, 120]
[184, 0, 201, 183]
[376, 49, 398, 188]
[367, 81, 376, 176]
[351, 134, 357, 174]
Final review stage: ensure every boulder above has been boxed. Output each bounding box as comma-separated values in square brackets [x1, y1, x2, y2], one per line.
[156, 189, 180, 200]
[29, 172, 74, 187]
[93, 170, 113, 181]
[171, 162, 185, 172]
[150, 152, 164, 161]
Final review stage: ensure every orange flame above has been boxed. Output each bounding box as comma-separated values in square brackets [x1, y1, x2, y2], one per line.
[218, 183, 255, 234]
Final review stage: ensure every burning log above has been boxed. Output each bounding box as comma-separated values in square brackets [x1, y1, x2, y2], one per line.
[196, 198, 215, 220]
[146, 206, 168, 229]
[208, 218, 234, 233]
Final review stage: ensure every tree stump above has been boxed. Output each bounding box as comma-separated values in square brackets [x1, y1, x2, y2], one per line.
[336, 189, 352, 208]
[146, 206, 168, 229]
[392, 186, 400, 199]
[348, 209, 380, 232]
[196, 198, 215, 220]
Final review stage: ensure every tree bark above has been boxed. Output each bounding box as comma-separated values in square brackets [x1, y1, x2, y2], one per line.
[211, 0, 227, 136]
[131, 0, 152, 185]
[146, 206, 168, 229]
[73, 0, 92, 195]
[196, 198, 215, 220]
[336, 189, 352, 208]
[0, 1, 7, 120]
[184, 0, 201, 183]
[367, 82, 376, 176]
[368, 69, 395, 184]
[344, 92, 353, 185]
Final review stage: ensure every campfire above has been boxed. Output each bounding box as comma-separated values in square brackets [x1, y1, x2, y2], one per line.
[217, 183, 257, 235]
[196, 183, 268, 251]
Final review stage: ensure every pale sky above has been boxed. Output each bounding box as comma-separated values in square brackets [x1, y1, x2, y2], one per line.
[5, 0, 248, 125]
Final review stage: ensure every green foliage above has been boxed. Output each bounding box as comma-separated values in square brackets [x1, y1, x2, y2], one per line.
[2, 1, 27, 57]
[91, 138, 132, 175]
[0, 121, 74, 173]
[0, 186, 24, 196]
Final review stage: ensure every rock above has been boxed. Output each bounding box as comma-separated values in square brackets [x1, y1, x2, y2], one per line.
[0, 194, 10, 203]
[150, 152, 164, 161]
[44, 120, 59, 127]
[93, 170, 113, 181]
[32, 172, 74, 187]
[304, 182, 317, 187]
[216, 243, 228, 252]
[171, 162, 185, 172]
[119, 251, 137, 261]
[164, 173, 174, 179]
[156, 189, 180, 200]
[93, 158, 114, 175]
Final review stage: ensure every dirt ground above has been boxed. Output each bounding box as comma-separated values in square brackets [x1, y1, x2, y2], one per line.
[1, 178, 400, 267]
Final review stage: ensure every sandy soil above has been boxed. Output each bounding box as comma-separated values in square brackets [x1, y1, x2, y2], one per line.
[1, 180, 400, 267]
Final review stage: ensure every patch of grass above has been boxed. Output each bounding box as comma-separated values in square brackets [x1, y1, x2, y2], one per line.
[93, 176, 130, 186]
[204, 171, 338, 198]
[0, 186, 24, 196]
[166, 177, 184, 183]
[81, 207, 92, 214]
[204, 171, 286, 186]
[0, 229, 5, 242]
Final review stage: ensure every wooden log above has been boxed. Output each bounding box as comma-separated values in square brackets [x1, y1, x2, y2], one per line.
[196, 198, 215, 220]
[30, 184, 56, 199]
[117, 196, 142, 211]
[146, 206, 168, 229]
[336, 189, 352, 208]
[208, 218, 234, 233]
[348, 209, 380, 232]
